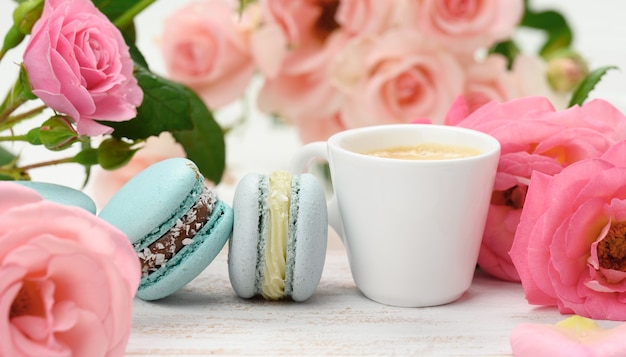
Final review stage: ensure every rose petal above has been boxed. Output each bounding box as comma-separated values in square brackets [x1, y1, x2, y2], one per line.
[12, 316, 49, 342]
[511, 316, 626, 357]
[54, 310, 109, 357]
[0, 270, 26, 356]
[45, 253, 110, 320]
[477, 205, 522, 281]
[511, 172, 559, 303]
[443, 95, 469, 125]
[52, 301, 80, 332]
[8, 323, 69, 357]
[0, 185, 41, 216]
[602, 141, 626, 166]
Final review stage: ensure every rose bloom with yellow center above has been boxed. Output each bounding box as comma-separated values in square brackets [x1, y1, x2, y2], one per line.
[511, 140, 626, 321]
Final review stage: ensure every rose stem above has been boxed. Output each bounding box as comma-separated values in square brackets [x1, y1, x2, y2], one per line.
[17, 156, 76, 171]
[113, 0, 158, 31]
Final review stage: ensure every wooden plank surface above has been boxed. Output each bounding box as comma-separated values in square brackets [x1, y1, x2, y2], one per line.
[126, 243, 603, 356]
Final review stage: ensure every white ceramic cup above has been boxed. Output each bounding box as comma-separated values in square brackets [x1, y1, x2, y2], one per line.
[291, 124, 500, 307]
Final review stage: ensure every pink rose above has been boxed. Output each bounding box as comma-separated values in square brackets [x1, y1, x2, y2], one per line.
[510, 141, 626, 320]
[455, 97, 626, 282]
[336, 0, 398, 36]
[23, 0, 143, 136]
[163, 0, 255, 108]
[462, 54, 517, 114]
[401, 0, 524, 56]
[511, 316, 626, 356]
[251, 0, 397, 77]
[257, 61, 343, 134]
[256, 31, 347, 139]
[0, 182, 140, 356]
[254, 0, 343, 75]
[331, 30, 464, 127]
[251, 0, 403, 141]
[511, 54, 569, 110]
[292, 111, 347, 143]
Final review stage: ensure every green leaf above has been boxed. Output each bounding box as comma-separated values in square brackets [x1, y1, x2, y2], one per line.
[521, 3, 572, 58]
[127, 40, 149, 69]
[172, 88, 225, 184]
[0, 146, 21, 181]
[75, 141, 96, 188]
[489, 39, 520, 69]
[568, 66, 618, 107]
[92, 0, 139, 23]
[92, 0, 139, 41]
[0, 25, 25, 58]
[238, 0, 256, 15]
[18, 65, 37, 100]
[102, 62, 225, 182]
[97, 138, 139, 170]
[0, 67, 36, 127]
[73, 148, 99, 167]
[12, 0, 43, 35]
[25, 127, 42, 145]
[104, 64, 194, 139]
[0, 145, 15, 166]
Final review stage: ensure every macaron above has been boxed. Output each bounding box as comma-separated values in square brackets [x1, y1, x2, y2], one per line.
[15, 181, 97, 214]
[228, 170, 327, 302]
[99, 158, 234, 300]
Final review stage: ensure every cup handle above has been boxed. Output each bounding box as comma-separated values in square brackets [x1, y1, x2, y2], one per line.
[291, 142, 345, 243]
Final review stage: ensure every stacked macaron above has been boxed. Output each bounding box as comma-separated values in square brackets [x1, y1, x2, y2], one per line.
[228, 170, 328, 302]
[99, 158, 234, 301]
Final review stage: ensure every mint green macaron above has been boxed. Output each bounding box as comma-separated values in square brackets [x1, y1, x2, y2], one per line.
[15, 181, 96, 214]
[228, 171, 328, 302]
[99, 158, 234, 300]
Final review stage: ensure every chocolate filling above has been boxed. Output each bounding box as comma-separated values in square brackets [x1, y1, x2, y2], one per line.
[137, 187, 216, 277]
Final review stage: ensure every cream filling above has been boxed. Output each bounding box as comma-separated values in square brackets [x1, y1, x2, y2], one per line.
[261, 171, 291, 299]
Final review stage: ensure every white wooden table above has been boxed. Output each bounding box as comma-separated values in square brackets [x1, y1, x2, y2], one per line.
[126, 240, 621, 356]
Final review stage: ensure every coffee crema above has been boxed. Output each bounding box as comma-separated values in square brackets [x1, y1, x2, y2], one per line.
[363, 143, 481, 160]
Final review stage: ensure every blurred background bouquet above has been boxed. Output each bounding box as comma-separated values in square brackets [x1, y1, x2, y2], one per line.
[161, 0, 602, 144]
[0, 0, 612, 190]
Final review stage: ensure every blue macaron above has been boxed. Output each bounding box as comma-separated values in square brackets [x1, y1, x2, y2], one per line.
[15, 181, 97, 214]
[99, 158, 234, 301]
[228, 171, 327, 302]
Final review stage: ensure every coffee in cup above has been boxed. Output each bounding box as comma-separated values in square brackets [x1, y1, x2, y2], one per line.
[363, 143, 482, 160]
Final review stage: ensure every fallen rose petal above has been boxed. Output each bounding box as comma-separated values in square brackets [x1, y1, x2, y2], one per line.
[511, 315, 626, 357]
